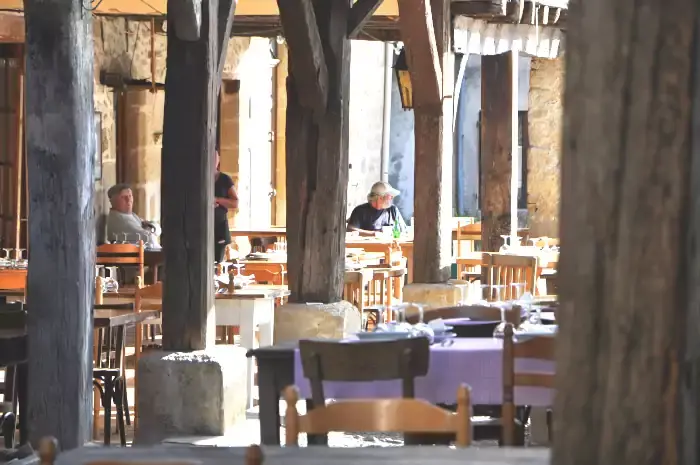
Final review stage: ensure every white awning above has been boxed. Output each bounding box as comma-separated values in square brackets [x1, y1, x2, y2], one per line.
[453, 16, 564, 59]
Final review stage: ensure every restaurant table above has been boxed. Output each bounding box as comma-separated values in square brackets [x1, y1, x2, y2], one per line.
[229, 227, 287, 238]
[345, 238, 414, 282]
[57, 444, 550, 465]
[247, 337, 555, 445]
[0, 310, 159, 446]
[215, 287, 289, 409]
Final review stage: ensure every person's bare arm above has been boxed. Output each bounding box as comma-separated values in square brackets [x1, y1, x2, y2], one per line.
[347, 225, 380, 237]
[216, 185, 239, 210]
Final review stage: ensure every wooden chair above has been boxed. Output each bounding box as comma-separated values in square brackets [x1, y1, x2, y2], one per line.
[0, 301, 24, 448]
[343, 269, 372, 314]
[299, 338, 431, 407]
[455, 251, 490, 283]
[97, 241, 145, 286]
[245, 445, 264, 465]
[502, 323, 555, 445]
[0, 270, 27, 299]
[38, 436, 207, 465]
[241, 262, 286, 285]
[488, 254, 538, 301]
[454, 219, 478, 256]
[284, 383, 472, 447]
[134, 281, 163, 352]
[92, 302, 134, 446]
[405, 303, 521, 326]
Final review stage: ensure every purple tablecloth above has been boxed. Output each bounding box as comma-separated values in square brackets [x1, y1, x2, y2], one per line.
[293, 338, 554, 407]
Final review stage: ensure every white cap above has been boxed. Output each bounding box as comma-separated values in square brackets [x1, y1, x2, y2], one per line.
[369, 181, 400, 198]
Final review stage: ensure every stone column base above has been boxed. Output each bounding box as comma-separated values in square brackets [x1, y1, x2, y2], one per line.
[402, 282, 463, 314]
[134, 345, 248, 445]
[274, 301, 360, 343]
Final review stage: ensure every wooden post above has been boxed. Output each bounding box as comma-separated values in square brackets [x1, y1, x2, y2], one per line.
[480, 52, 512, 252]
[552, 0, 698, 464]
[161, 0, 235, 351]
[279, 0, 351, 303]
[397, 0, 453, 283]
[24, 0, 95, 449]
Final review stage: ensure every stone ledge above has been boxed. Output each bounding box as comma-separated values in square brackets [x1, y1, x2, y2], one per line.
[134, 345, 248, 445]
[274, 301, 360, 344]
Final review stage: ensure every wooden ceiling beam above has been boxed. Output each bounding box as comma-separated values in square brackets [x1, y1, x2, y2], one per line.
[453, 1, 567, 27]
[396, 0, 442, 108]
[169, 0, 202, 40]
[347, 0, 384, 38]
[450, 0, 506, 17]
[216, 0, 236, 80]
[276, 0, 328, 117]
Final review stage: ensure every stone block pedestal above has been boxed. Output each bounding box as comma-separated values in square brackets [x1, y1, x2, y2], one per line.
[274, 301, 360, 343]
[134, 345, 248, 445]
[403, 282, 463, 310]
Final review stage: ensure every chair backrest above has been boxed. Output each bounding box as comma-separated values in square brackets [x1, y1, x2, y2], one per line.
[488, 253, 538, 301]
[299, 337, 430, 405]
[0, 270, 27, 293]
[241, 262, 286, 285]
[135, 282, 163, 312]
[0, 301, 25, 329]
[502, 323, 555, 445]
[283, 384, 472, 447]
[96, 242, 145, 282]
[406, 303, 521, 326]
[455, 251, 490, 282]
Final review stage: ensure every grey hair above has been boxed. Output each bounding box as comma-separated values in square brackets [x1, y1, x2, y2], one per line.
[107, 183, 132, 200]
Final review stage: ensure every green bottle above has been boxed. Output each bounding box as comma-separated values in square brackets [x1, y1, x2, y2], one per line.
[392, 221, 401, 239]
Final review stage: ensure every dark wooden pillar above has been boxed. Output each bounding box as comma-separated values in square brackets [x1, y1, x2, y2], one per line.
[552, 1, 699, 464]
[161, 0, 235, 350]
[397, 0, 453, 283]
[480, 52, 512, 252]
[24, 0, 95, 449]
[278, 0, 351, 303]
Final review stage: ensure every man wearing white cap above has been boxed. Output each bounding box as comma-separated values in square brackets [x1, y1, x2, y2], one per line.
[347, 181, 407, 237]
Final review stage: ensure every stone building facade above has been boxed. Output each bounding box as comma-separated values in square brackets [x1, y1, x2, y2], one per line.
[527, 56, 564, 237]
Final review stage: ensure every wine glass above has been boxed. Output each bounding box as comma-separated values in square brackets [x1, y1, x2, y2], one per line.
[493, 306, 507, 338]
[489, 284, 506, 302]
[499, 235, 511, 253]
[510, 282, 527, 301]
[121, 233, 129, 244]
[231, 263, 245, 276]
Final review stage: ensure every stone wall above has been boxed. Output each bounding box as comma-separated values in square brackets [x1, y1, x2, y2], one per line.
[347, 40, 385, 212]
[92, 16, 261, 240]
[527, 56, 564, 238]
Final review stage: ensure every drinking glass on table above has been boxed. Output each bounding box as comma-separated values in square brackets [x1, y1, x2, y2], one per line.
[104, 267, 119, 293]
[121, 233, 129, 244]
[492, 306, 507, 338]
[510, 282, 527, 300]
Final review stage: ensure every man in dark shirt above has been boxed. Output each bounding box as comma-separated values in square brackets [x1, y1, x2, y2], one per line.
[347, 181, 407, 236]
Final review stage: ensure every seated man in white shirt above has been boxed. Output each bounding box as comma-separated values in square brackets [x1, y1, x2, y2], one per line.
[105, 183, 160, 248]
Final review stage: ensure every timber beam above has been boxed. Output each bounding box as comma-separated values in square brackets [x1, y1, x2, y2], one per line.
[161, 0, 236, 351]
[169, 0, 202, 41]
[396, 0, 442, 109]
[276, 0, 328, 117]
[278, 0, 351, 303]
[452, 0, 566, 27]
[347, 0, 385, 38]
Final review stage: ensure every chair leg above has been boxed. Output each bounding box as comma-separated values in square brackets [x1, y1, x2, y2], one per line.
[113, 378, 127, 446]
[0, 412, 16, 448]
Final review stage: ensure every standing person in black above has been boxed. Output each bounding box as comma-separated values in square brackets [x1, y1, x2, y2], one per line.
[347, 181, 407, 236]
[214, 150, 239, 262]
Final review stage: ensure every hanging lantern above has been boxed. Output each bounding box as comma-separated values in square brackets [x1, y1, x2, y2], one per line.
[393, 47, 412, 110]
